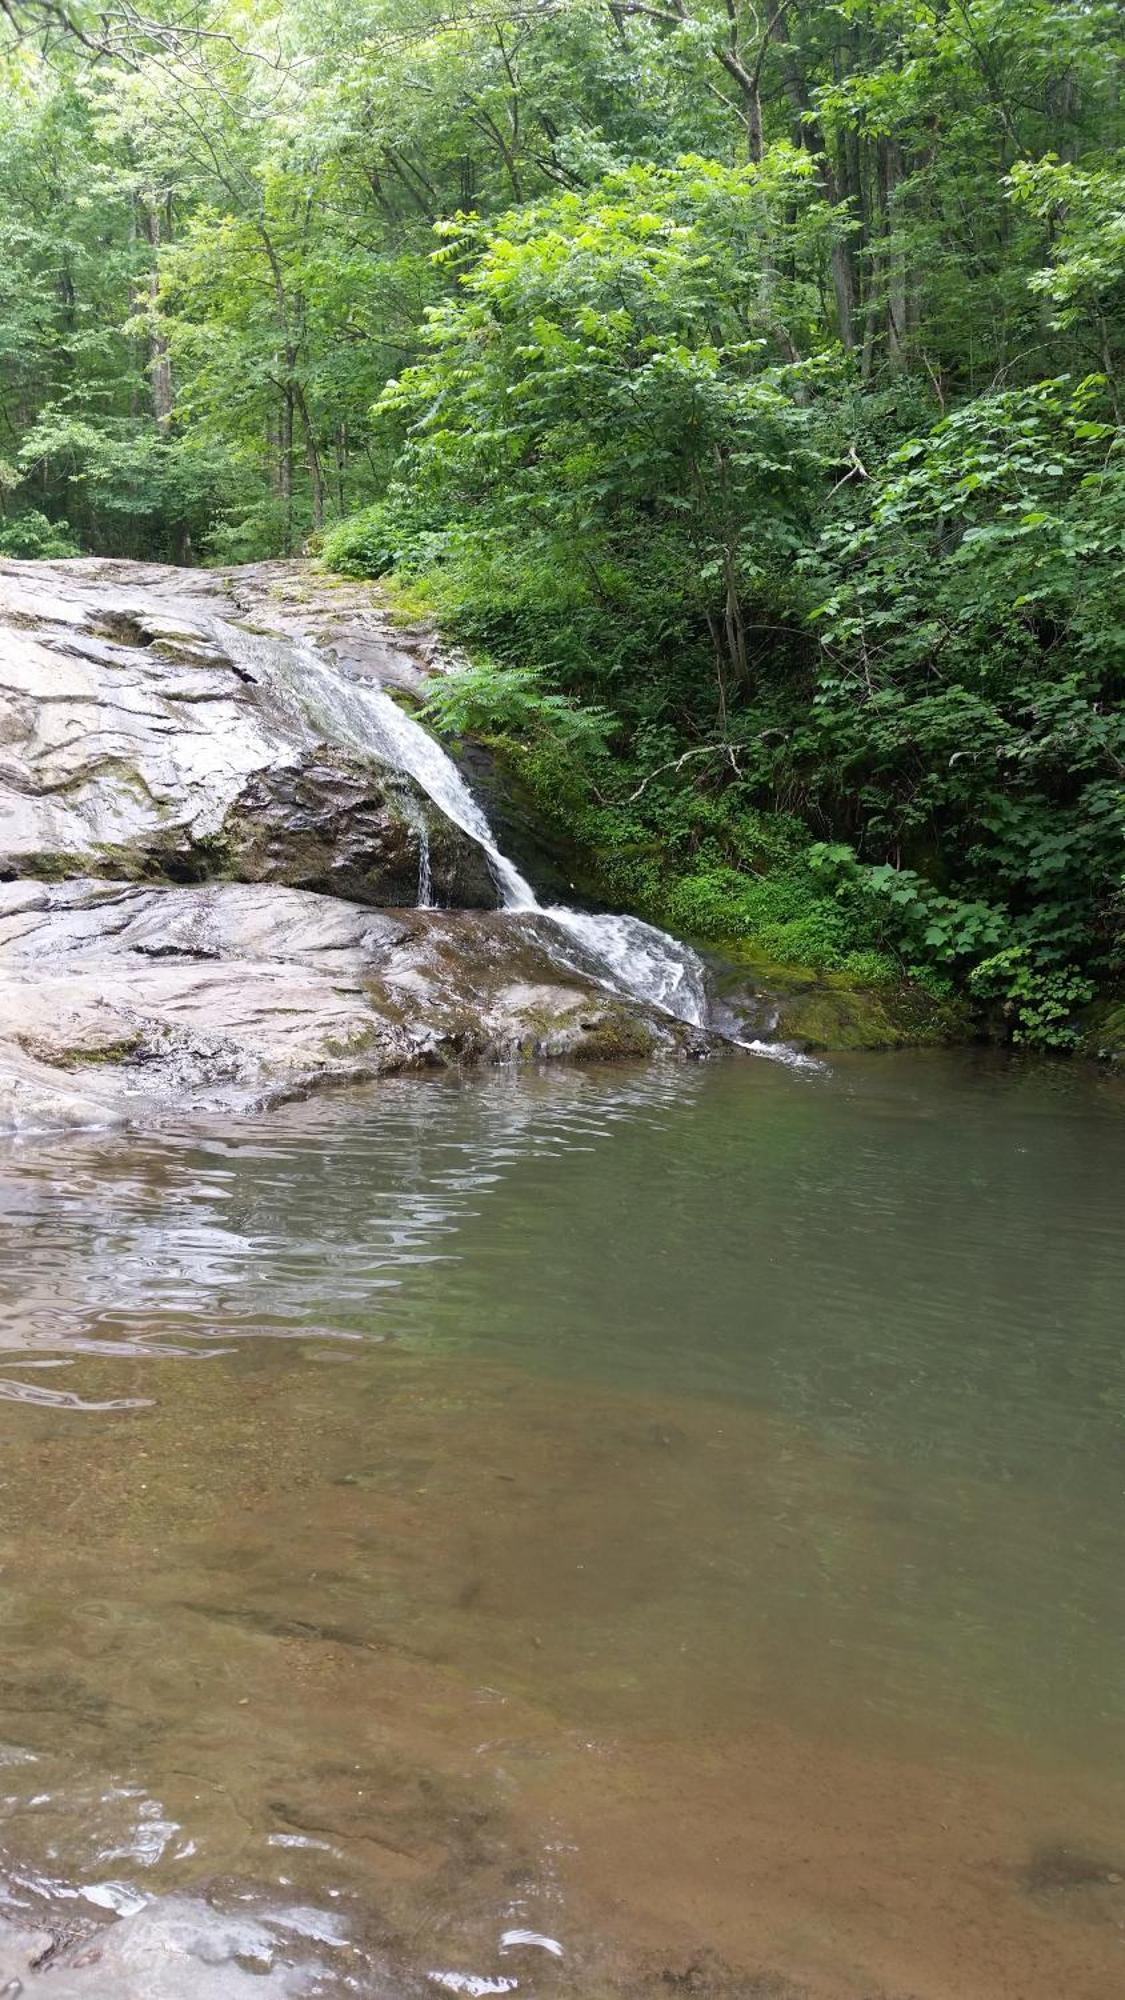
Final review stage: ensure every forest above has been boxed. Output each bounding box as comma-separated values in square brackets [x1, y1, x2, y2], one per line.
[0, 0, 1121, 1043]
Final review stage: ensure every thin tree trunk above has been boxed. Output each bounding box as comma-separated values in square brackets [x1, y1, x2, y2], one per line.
[279, 377, 294, 551]
[294, 382, 325, 531]
[879, 141, 907, 372]
[137, 196, 174, 428]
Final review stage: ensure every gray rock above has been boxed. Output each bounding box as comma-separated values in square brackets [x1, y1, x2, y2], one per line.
[0, 880, 702, 1132]
[0, 560, 497, 908]
[0, 1897, 324, 1997]
[0, 558, 714, 1130]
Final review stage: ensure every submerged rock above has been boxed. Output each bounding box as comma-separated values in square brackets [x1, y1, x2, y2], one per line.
[0, 880, 705, 1131]
[0, 559, 497, 909]
[0, 1896, 331, 1997]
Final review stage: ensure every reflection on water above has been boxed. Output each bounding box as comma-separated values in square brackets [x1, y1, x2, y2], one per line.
[0, 1053, 1123, 1997]
[0, 1064, 702, 1354]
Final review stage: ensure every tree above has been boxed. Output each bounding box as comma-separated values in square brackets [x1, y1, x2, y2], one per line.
[0, 0, 1120, 1032]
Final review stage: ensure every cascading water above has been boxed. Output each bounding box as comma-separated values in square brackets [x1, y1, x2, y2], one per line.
[416, 821, 434, 910]
[226, 626, 712, 1030]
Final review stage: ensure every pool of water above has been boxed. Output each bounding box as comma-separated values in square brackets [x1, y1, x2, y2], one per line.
[0, 1051, 1123, 1997]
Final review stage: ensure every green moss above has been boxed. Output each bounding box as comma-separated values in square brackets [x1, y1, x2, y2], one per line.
[711, 946, 969, 1050]
[116, 835, 234, 885]
[67, 1032, 146, 1066]
[18, 851, 78, 883]
[1076, 998, 1125, 1060]
[20, 829, 235, 888]
[772, 982, 966, 1051]
[566, 1010, 658, 1060]
[499, 999, 658, 1060]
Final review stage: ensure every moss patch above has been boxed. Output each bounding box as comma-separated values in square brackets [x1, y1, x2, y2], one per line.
[18, 1027, 146, 1069]
[566, 1008, 659, 1060]
[1076, 998, 1125, 1061]
[773, 981, 967, 1051]
[709, 945, 969, 1051]
[66, 1033, 147, 1067]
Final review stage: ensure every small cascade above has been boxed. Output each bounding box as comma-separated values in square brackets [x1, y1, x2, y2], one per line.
[542, 907, 709, 1028]
[416, 819, 434, 909]
[220, 624, 711, 1030]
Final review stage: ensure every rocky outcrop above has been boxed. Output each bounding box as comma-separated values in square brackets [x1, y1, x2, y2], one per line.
[0, 557, 716, 1130]
[0, 879, 705, 1131]
[0, 560, 497, 907]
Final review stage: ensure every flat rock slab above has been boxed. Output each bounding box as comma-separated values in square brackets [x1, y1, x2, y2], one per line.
[0, 880, 705, 1132]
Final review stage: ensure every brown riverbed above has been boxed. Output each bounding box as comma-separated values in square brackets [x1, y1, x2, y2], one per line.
[0, 1055, 1122, 1996]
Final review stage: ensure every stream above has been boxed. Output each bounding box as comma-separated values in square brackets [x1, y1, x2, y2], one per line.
[0, 1051, 1122, 1996]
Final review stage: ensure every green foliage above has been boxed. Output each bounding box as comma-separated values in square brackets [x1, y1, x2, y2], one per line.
[374, 156, 829, 718]
[320, 506, 398, 579]
[0, 0, 1120, 1042]
[968, 950, 1096, 1050]
[422, 658, 613, 760]
[1009, 158, 1125, 378]
[802, 379, 1125, 1014]
[0, 508, 80, 556]
[657, 864, 898, 983]
[16, 410, 239, 557]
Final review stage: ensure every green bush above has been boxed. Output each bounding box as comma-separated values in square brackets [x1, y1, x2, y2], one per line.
[320, 505, 397, 579]
[968, 948, 1096, 1049]
[0, 509, 80, 557]
[422, 658, 612, 761]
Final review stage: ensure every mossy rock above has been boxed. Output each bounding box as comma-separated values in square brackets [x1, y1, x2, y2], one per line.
[18, 1025, 146, 1069]
[67, 1033, 147, 1067]
[772, 980, 968, 1051]
[707, 945, 969, 1051]
[1076, 997, 1125, 1061]
[563, 1007, 660, 1060]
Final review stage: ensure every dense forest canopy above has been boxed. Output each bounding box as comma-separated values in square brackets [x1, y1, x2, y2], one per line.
[0, 0, 1121, 1040]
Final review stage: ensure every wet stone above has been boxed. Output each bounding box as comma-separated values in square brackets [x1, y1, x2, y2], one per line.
[0, 558, 497, 910]
[0, 558, 715, 1130]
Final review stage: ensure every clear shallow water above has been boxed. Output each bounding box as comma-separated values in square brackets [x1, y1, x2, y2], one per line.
[0, 1052, 1123, 1997]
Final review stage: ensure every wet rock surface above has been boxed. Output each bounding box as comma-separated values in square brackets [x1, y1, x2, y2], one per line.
[0, 1896, 334, 1997]
[0, 879, 702, 1131]
[0, 559, 711, 1128]
[0, 558, 497, 909]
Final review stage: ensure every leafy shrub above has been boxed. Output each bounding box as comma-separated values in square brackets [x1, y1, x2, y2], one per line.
[422, 658, 612, 760]
[0, 509, 80, 557]
[804, 379, 1125, 995]
[968, 949, 1095, 1049]
[320, 505, 398, 579]
[16, 412, 242, 560]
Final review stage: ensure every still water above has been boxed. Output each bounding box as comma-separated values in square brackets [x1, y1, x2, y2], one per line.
[0, 1052, 1122, 1997]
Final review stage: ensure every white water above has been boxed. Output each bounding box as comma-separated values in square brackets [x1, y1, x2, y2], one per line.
[416, 820, 434, 909]
[248, 632, 712, 1030]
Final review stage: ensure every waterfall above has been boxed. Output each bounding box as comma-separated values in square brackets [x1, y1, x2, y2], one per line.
[416, 820, 434, 909]
[234, 629, 711, 1030]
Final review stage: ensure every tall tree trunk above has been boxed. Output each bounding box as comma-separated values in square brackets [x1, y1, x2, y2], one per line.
[335, 422, 347, 513]
[294, 382, 325, 532]
[879, 141, 908, 372]
[770, 9, 857, 349]
[137, 196, 174, 428]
